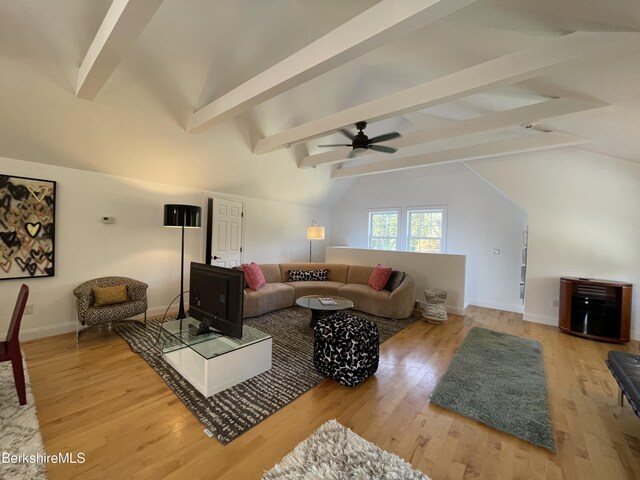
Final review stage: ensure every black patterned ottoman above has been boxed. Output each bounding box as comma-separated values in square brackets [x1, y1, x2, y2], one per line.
[313, 311, 380, 387]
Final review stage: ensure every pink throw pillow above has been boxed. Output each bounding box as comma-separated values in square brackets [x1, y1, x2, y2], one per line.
[242, 262, 266, 291]
[368, 264, 393, 291]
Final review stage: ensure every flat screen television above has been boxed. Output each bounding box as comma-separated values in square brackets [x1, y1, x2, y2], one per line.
[189, 262, 244, 338]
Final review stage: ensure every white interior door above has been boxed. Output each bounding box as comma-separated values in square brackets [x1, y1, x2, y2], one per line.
[210, 197, 243, 267]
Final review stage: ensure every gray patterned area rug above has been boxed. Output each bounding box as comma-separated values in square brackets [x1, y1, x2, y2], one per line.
[0, 361, 47, 479]
[263, 419, 429, 479]
[430, 327, 555, 451]
[115, 307, 419, 444]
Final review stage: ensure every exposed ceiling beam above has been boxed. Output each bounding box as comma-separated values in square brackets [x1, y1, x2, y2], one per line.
[300, 97, 607, 167]
[331, 132, 588, 178]
[255, 31, 639, 154]
[76, 0, 165, 100]
[187, 0, 477, 133]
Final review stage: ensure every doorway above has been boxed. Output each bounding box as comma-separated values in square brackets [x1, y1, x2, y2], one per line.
[205, 197, 244, 267]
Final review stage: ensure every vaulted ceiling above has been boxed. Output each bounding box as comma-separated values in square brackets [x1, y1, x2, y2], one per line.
[0, 0, 639, 208]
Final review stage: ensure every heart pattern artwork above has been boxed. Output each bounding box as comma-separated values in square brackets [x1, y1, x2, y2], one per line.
[27, 185, 49, 203]
[26, 222, 41, 238]
[0, 175, 56, 279]
[0, 258, 11, 273]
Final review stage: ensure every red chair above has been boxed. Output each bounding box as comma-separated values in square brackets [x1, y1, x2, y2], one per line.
[0, 284, 29, 405]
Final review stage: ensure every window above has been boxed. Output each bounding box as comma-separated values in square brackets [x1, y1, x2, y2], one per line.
[368, 206, 447, 253]
[368, 210, 399, 251]
[406, 207, 446, 253]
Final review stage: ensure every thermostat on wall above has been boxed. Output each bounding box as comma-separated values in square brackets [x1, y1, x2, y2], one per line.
[101, 216, 116, 224]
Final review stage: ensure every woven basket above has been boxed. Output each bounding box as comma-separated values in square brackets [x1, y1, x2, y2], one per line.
[424, 289, 447, 304]
[423, 304, 448, 323]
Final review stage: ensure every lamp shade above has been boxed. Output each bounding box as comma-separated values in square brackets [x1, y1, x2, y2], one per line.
[163, 204, 202, 228]
[306, 225, 325, 240]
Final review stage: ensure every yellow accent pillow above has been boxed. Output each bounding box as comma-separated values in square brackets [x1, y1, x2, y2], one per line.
[92, 285, 129, 307]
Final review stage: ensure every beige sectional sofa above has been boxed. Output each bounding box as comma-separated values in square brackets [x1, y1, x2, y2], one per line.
[243, 262, 415, 319]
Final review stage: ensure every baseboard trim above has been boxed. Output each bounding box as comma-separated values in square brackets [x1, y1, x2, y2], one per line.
[18, 304, 178, 341]
[467, 300, 524, 314]
[522, 312, 557, 326]
[21, 321, 76, 341]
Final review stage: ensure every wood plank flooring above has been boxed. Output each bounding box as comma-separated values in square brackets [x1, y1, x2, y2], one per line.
[21, 306, 640, 479]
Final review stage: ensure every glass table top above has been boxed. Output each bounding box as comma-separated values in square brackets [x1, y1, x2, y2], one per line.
[295, 295, 354, 311]
[161, 317, 271, 360]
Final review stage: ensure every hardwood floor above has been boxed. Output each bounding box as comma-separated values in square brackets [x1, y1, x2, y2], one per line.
[22, 307, 640, 479]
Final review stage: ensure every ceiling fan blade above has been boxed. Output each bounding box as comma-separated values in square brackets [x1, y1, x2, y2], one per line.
[339, 129, 355, 141]
[318, 144, 351, 147]
[368, 132, 401, 144]
[369, 145, 397, 154]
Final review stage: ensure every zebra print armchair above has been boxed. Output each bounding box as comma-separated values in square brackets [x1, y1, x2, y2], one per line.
[73, 276, 148, 340]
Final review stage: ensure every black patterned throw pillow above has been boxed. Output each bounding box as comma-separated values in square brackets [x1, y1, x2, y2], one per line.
[384, 270, 405, 291]
[288, 269, 329, 282]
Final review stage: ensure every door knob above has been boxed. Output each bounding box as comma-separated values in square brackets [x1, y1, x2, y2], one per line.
[213, 255, 221, 260]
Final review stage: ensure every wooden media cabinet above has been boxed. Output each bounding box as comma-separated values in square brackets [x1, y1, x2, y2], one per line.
[559, 277, 632, 343]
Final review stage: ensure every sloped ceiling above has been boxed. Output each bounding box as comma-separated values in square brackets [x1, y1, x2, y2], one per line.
[0, 0, 639, 208]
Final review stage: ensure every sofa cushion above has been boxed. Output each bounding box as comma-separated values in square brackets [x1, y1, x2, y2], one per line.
[385, 270, 405, 292]
[288, 269, 328, 282]
[243, 283, 295, 318]
[257, 264, 282, 284]
[347, 265, 375, 285]
[368, 264, 392, 291]
[279, 263, 349, 283]
[242, 262, 266, 290]
[338, 283, 397, 318]
[340, 283, 391, 303]
[92, 285, 128, 307]
[289, 281, 344, 298]
[82, 300, 146, 326]
[235, 264, 280, 288]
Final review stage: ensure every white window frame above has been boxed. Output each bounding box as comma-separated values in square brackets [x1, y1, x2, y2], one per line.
[367, 209, 400, 251]
[405, 206, 447, 254]
[367, 205, 447, 253]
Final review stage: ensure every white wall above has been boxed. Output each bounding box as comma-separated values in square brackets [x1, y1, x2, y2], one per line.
[326, 247, 467, 314]
[205, 193, 332, 264]
[0, 156, 331, 340]
[330, 162, 527, 313]
[468, 149, 640, 340]
[0, 156, 204, 340]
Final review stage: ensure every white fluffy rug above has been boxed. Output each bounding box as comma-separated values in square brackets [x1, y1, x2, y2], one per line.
[263, 419, 429, 480]
[0, 361, 47, 479]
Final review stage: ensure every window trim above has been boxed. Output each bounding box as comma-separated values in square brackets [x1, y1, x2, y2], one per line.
[367, 205, 448, 253]
[367, 209, 400, 251]
[405, 205, 447, 254]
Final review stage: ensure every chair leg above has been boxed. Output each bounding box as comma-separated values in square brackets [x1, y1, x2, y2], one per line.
[144, 311, 147, 328]
[11, 355, 27, 406]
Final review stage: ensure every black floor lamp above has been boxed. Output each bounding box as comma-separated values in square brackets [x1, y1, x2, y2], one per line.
[164, 204, 202, 319]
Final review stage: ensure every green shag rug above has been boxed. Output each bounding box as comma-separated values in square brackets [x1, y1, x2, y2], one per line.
[430, 327, 555, 452]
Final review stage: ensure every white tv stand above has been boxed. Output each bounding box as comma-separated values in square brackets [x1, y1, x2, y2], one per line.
[161, 317, 272, 397]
